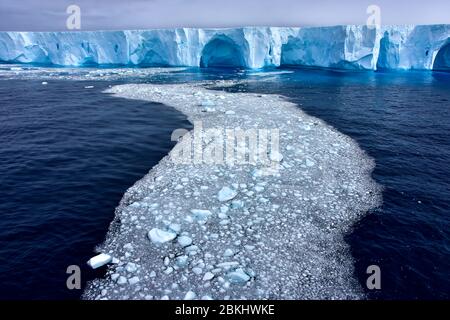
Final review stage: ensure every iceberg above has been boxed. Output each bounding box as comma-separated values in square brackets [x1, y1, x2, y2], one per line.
[0, 25, 449, 71]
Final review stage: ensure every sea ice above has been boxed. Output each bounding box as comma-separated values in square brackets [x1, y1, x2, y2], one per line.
[87, 253, 112, 269]
[218, 187, 238, 202]
[83, 79, 381, 301]
[147, 228, 177, 244]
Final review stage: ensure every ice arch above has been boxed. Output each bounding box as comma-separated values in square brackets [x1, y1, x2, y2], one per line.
[433, 40, 450, 72]
[200, 35, 246, 68]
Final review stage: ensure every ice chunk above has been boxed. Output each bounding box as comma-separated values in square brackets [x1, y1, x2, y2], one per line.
[128, 276, 140, 285]
[125, 262, 138, 273]
[218, 187, 238, 202]
[176, 255, 189, 268]
[203, 272, 215, 281]
[223, 249, 234, 257]
[117, 276, 127, 285]
[227, 268, 251, 283]
[177, 236, 193, 247]
[147, 228, 177, 244]
[87, 253, 112, 269]
[269, 151, 283, 162]
[184, 291, 197, 300]
[190, 209, 212, 224]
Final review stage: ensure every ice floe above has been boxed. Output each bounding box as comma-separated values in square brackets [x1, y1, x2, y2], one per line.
[83, 78, 381, 300]
[87, 253, 112, 269]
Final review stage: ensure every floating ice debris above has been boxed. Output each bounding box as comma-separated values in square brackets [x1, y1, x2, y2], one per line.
[254, 185, 264, 192]
[164, 257, 170, 266]
[168, 223, 181, 234]
[185, 245, 199, 254]
[10, 67, 23, 71]
[128, 276, 140, 285]
[82, 82, 381, 300]
[223, 249, 234, 257]
[269, 151, 283, 162]
[184, 291, 196, 300]
[164, 266, 174, 274]
[227, 268, 251, 284]
[220, 205, 229, 214]
[225, 110, 235, 115]
[111, 257, 120, 264]
[117, 276, 127, 285]
[147, 228, 177, 244]
[216, 261, 239, 268]
[41, 81, 48, 85]
[111, 273, 120, 281]
[84, 85, 94, 89]
[87, 253, 112, 269]
[305, 158, 315, 167]
[176, 255, 189, 268]
[190, 209, 212, 224]
[177, 236, 193, 247]
[192, 267, 203, 275]
[125, 262, 138, 273]
[203, 107, 216, 112]
[203, 272, 215, 281]
[230, 200, 244, 209]
[201, 100, 215, 107]
[218, 187, 238, 202]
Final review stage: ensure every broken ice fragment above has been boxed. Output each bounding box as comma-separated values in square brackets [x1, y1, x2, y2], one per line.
[125, 262, 138, 273]
[218, 187, 238, 202]
[227, 268, 250, 283]
[87, 253, 112, 269]
[117, 276, 127, 285]
[177, 235, 193, 247]
[184, 291, 197, 300]
[223, 249, 234, 257]
[305, 158, 315, 167]
[190, 209, 212, 224]
[128, 276, 140, 285]
[201, 100, 214, 107]
[203, 272, 215, 281]
[147, 228, 177, 244]
[176, 255, 189, 268]
[168, 223, 181, 234]
[230, 200, 244, 209]
[269, 151, 283, 162]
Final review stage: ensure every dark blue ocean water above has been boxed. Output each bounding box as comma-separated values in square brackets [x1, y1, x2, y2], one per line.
[0, 78, 191, 299]
[0, 67, 449, 300]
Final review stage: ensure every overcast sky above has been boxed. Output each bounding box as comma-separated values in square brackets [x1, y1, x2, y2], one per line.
[1, 0, 449, 31]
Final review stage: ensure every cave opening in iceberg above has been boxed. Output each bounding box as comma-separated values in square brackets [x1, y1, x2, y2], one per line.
[200, 35, 246, 68]
[433, 40, 450, 72]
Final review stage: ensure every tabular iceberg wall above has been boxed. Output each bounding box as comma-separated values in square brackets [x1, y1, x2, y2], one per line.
[0, 25, 449, 71]
[280, 25, 379, 70]
[0, 27, 297, 69]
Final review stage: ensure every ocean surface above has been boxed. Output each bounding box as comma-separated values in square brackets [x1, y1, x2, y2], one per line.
[0, 66, 449, 299]
[0, 76, 192, 299]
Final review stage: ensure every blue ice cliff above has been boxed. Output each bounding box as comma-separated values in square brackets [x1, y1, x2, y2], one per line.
[0, 25, 449, 71]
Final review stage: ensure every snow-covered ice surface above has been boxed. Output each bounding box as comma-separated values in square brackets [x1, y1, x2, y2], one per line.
[83, 78, 382, 300]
